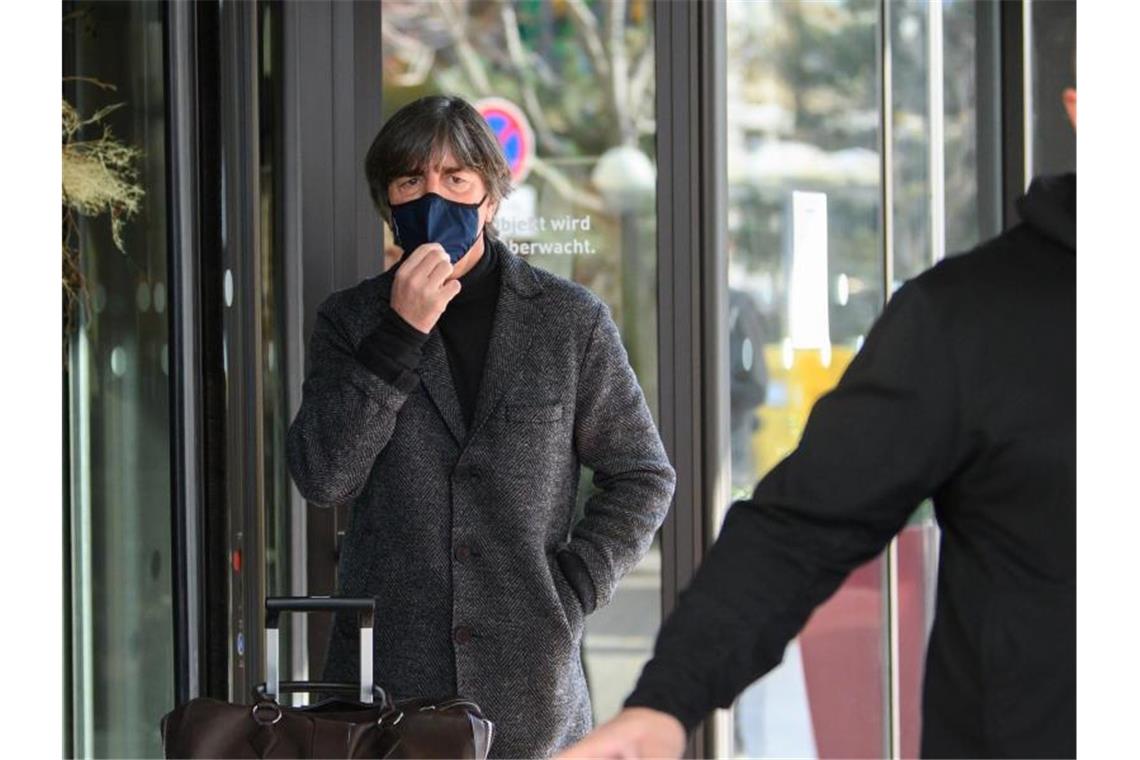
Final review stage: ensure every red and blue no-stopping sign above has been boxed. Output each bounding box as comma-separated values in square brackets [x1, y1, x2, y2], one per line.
[475, 97, 535, 185]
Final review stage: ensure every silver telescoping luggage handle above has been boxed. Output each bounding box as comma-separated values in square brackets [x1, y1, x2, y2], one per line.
[264, 597, 376, 704]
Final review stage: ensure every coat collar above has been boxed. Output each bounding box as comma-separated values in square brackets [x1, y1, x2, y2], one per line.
[372, 245, 544, 447]
[466, 249, 545, 441]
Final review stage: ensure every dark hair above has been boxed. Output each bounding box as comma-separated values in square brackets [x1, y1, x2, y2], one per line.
[364, 95, 512, 237]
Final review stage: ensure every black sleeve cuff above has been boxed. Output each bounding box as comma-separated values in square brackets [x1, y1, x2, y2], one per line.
[355, 310, 429, 393]
[556, 548, 598, 615]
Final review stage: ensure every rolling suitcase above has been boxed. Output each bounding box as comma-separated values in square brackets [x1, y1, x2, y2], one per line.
[160, 596, 494, 758]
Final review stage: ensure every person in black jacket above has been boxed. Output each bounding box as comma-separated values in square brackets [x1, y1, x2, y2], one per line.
[560, 90, 1077, 759]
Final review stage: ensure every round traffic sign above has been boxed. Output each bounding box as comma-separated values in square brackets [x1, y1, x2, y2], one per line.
[475, 97, 535, 185]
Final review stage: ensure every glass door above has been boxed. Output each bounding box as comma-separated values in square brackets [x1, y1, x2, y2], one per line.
[723, 3, 887, 755]
[886, 2, 985, 755]
[64, 2, 175, 756]
[720, 1, 998, 756]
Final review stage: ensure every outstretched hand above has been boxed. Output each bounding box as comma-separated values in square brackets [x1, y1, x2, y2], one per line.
[555, 708, 686, 760]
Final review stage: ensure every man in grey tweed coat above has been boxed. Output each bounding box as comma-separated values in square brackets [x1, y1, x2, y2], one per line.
[286, 95, 676, 758]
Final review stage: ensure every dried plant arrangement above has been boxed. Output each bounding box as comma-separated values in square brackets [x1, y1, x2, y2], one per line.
[62, 77, 145, 341]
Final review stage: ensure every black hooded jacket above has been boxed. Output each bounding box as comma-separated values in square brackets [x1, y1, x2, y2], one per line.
[627, 174, 1076, 758]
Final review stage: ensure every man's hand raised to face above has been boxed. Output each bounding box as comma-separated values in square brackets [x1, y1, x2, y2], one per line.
[390, 243, 462, 334]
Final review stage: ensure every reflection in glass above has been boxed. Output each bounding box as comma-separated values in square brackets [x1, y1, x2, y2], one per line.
[725, 1, 886, 756]
[379, 0, 658, 723]
[64, 2, 173, 756]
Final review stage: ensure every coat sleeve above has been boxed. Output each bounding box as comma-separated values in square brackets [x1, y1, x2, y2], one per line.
[286, 297, 414, 508]
[566, 301, 677, 611]
[624, 281, 970, 730]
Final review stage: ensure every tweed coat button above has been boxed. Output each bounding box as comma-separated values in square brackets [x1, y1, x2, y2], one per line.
[454, 544, 472, 562]
[453, 626, 473, 645]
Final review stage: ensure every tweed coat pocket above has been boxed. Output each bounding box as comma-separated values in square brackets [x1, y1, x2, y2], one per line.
[547, 553, 585, 635]
[490, 399, 575, 480]
[506, 402, 564, 423]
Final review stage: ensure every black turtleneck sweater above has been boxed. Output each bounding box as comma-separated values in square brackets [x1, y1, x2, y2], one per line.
[353, 238, 598, 613]
[438, 239, 502, 426]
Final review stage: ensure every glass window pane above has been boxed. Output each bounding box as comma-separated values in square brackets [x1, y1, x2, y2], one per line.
[379, 0, 659, 725]
[889, 3, 982, 756]
[896, 504, 939, 759]
[725, 1, 886, 756]
[891, 0, 933, 287]
[258, 0, 304, 697]
[64, 2, 174, 756]
[942, 0, 981, 257]
[1029, 0, 1076, 177]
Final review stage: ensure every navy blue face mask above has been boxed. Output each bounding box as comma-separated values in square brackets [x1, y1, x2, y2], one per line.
[390, 192, 487, 264]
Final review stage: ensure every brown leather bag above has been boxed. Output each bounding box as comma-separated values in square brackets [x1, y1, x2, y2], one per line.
[160, 598, 494, 759]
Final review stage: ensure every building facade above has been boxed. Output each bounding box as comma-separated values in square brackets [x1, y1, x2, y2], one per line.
[61, 1, 1075, 757]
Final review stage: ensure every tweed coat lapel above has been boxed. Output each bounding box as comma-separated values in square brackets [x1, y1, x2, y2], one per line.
[372, 270, 469, 445]
[371, 248, 543, 447]
[466, 250, 544, 445]
[418, 331, 469, 445]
